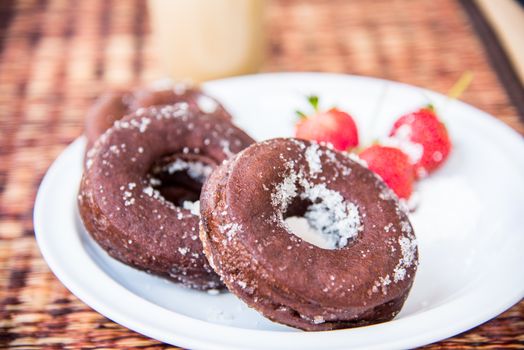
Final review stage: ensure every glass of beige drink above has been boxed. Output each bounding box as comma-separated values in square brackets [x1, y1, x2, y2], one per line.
[148, 0, 266, 83]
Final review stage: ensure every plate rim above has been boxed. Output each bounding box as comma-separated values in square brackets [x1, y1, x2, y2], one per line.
[34, 72, 524, 350]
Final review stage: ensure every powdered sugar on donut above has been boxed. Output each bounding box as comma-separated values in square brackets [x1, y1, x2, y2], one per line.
[305, 143, 322, 176]
[183, 200, 201, 216]
[271, 172, 298, 212]
[219, 139, 234, 158]
[393, 221, 418, 282]
[279, 176, 363, 249]
[346, 152, 368, 168]
[272, 141, 363, 249]
[162, 159, 213, 183]
[300, 183, 362, 249]
[141, 184, 177, 211]
[219, 222, 243, 242]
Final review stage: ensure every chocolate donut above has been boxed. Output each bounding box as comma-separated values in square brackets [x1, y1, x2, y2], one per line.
[200, 138, 418, 329]
[78, 103, 254, 290]
[84, 82, 231, 151]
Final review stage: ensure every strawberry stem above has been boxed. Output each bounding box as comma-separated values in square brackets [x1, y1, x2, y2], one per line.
[307, 95, 319, 111]
[448, 71, 474, 100]
[296, 110, 307, 119]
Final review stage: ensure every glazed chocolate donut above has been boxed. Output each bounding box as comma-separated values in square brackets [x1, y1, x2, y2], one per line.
[84, 82, 231, 151]
[78, 103, 254, 290]
[200, 138, 418, 329]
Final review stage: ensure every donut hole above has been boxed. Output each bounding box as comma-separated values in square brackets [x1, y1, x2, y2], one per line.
[282, 189, 362, 250]
[149, 154, 215, 210]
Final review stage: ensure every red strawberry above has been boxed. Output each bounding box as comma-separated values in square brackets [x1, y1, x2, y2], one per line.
[388, 106, 451, 178]
[359, 145, 415, 199]
[295, 96, 359, 151]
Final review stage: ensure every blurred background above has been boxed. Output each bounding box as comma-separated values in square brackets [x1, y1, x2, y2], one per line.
[0, 0, 523, 348]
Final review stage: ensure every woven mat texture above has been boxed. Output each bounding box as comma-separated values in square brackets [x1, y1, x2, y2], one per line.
[0, 0, 523, 348]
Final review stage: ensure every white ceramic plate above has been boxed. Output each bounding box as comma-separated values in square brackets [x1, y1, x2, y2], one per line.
[34, 73, 524, 350]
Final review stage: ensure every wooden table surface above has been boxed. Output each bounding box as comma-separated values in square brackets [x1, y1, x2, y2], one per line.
[0, 0, 523, 348]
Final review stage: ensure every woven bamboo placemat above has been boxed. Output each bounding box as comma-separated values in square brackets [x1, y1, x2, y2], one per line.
[1, 0, 523, 348]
